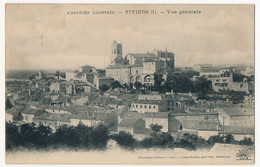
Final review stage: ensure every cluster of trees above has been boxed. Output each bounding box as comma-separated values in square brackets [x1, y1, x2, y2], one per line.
[155, 73, 212, 99]
[6, 122, 254, 151]
[6, 122, 109, 151]
[111, 124, 254, 150]
[99, 81, 123, 92]
[232, 73, 253, 82]
[99, 72, 212, 99]
[214, 90, 247, 104]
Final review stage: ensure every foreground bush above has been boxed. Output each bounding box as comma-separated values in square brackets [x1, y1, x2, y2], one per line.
[6, 122, 254, 151]
[6, 122, 110, 151]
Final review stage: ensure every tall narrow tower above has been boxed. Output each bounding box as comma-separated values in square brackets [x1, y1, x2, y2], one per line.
[110, 40, 123, 66]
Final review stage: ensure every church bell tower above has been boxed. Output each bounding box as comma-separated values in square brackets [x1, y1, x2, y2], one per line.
[110, 40, 123, 66]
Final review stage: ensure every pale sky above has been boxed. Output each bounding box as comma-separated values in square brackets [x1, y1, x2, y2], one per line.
[5, 4, 254, 70]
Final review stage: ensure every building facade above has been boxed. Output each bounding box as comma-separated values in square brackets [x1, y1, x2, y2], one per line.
[106, 41, 175, 85]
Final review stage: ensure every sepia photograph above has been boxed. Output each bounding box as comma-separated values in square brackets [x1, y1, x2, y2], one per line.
[4, 4, 255, 165]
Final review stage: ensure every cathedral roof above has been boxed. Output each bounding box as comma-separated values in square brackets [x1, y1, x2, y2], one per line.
[127, 53, 157, 58]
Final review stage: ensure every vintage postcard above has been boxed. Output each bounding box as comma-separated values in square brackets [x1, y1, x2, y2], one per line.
[5, 4, 254, 165]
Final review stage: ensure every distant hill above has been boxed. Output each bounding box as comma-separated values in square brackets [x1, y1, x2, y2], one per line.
[6, 70, 39, 80]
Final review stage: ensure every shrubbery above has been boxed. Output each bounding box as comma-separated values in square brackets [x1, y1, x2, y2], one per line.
[6, 122, 109, 151]
[111, 124, 254, 150]
[6, 122, 254, 151]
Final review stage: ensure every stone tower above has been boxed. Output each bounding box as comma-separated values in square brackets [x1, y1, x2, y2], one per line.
[110, 40, 123, 66]
[38, 70, 43, 79]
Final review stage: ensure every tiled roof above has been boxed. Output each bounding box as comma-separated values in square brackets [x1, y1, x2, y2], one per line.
[22, 108, 42, 115]
[66, 105, 94, 113]
[222, 126, 254, 135]
[119, 117, 144, 127]
[169, 112, 219, 116]
[70, 112, 94, 120]
[34, 113, 71, 122]
[6, 106, 25, 114]
[220, 108, 254, 116]
[71, 112, 113, 121]
[44, 106, 68, 111]
[131, 100, 161, 105]
[144, 112, 168, 118]
[127, 53, 157, 58]
[143, 57, 162, 62]
[182, 120, 220, 131]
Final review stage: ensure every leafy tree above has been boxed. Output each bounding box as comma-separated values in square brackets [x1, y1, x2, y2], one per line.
[207, 135, 224, 146]
[110, 81, 122, 89]
[91, 124, 110, 149]
[19, 123, 38, 148]
[139, 138, 153, 148]
[110, 131, 137, 149]
[134, 82, 143, 91]
[153, 132, 173, 147]
[233, 73, 247, 82]
[99, 84, 110, 92]
[34, 124, 52, 148]
[164, 74, 194, 93]
[178, 133, 208, 150]
[51, 125, 70, 146]
[6, 122, 22, 150]
[225, 134, 236, 144]
[152, 73, 164, 92]
[140, 124, 174, 148]
[150, 124, 163, 133]
[194, 77, 212, 99]
[239, 137, 254, 146]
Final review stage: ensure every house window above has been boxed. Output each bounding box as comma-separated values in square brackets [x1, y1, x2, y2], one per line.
[144, 105, 147, 108]
[149, 105, 151, 109]
[136, 105, 138, 108]
[153, 106, 156, 108]
[136, 70, 138, 74]
[132, 104, 135, 108]
[140, 105, 142, 108]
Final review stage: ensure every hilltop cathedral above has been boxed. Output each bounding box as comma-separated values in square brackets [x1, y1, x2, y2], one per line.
[106, 40, 175, 85]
